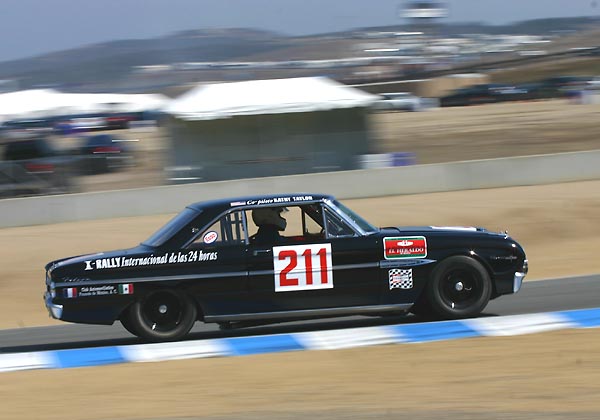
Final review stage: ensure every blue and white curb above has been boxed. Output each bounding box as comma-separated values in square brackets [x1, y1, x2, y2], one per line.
[2, 307, 600, 373]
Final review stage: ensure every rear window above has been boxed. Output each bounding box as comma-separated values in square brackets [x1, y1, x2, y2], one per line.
[85, 135, 114, 147]
[3, 139, 53, 161]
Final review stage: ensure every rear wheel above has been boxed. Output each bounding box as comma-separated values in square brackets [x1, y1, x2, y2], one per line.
[426, 256, 492, 319]
[127, 289, 197, 342]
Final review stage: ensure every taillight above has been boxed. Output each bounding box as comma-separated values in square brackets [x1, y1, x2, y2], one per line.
[25, 162, 55, 172]
[93, 146, 120, 154]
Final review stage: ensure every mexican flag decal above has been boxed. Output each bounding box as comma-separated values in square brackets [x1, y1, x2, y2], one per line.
[118, 284, 134, 295]
[384, 236, 427, 259]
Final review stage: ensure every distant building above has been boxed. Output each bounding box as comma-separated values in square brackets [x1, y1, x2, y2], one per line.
[400, 1, 448, 32]
[163, 77, 379, 183]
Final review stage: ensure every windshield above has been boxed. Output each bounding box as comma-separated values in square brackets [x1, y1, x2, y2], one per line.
[142, 207, 199, 247]
[332, 200, 378, 234]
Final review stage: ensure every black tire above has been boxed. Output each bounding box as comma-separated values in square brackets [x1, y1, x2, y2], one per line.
[127, 289, 197, 342]
[119, 313, 140, 337]
[426, 256, 492, 319]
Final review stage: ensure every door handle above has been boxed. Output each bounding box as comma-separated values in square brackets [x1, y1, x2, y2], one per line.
[252, 249, 272, 256]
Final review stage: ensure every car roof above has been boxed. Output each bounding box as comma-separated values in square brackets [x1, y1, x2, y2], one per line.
[186, 193, 333, 212]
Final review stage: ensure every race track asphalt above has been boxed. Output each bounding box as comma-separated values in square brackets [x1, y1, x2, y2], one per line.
[1, 274, 599, 354]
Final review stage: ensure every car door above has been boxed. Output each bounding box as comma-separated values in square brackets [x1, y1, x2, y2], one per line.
[245, 204, 381, 316]
[176, 210, 249, 318]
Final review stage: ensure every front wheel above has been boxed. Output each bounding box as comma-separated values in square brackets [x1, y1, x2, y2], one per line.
[126, 289, 197, 342]
[426, 256, 492, 319]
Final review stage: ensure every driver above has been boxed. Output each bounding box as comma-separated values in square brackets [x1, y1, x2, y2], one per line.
[251, 207, 287, 245]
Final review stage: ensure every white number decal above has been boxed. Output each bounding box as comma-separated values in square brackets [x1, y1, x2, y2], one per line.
[273, 244, 333, 292]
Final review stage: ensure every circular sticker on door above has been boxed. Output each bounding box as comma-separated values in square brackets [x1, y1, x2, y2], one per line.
[203, 231, 218, 244]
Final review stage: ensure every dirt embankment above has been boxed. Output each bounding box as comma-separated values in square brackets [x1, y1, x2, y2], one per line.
[372, 100, 600, 164]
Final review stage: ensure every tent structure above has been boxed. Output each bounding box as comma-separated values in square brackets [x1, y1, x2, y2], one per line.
[164, 77, 379, 182]
[0, 89, 169, 123]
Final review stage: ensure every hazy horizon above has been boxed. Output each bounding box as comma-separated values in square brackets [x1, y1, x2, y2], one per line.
[1, 0, 598, 62]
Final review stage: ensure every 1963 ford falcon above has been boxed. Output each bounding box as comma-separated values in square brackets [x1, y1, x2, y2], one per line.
[44, 193, 527, 341]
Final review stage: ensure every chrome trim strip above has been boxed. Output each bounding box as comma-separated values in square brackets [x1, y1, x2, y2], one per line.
[54, 262, 381, 288]
[247, 262, 380, 278]
[379, 259, 436, 269]
[205, 303, 413, 322]
[54, 271, 249, 288]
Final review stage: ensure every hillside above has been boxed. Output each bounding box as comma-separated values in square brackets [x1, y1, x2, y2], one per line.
[0, 16, 598, 91]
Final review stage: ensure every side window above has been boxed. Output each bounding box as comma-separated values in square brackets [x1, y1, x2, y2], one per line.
[247, 204, 326, 245]
[302, 204, 325, 236]
[190, 211, 247, 248]
[246, 206, 304, 239]
[324, 208, 356, 237]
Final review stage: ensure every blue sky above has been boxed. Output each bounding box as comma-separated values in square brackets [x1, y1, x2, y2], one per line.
[1, 0, 598, 61]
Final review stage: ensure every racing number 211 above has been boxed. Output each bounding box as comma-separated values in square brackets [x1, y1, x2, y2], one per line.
[273, 244, 333, 292]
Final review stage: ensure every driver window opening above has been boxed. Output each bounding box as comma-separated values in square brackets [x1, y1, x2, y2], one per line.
[247, 204, 326, 245]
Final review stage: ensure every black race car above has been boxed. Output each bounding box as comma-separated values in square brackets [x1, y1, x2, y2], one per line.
[44, 193, 528, 341]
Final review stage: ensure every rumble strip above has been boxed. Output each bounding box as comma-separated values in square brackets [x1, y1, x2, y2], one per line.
[2, 307, 600, 372]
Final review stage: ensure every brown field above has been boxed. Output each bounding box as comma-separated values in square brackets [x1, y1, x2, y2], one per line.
[372, 99, 600, 164]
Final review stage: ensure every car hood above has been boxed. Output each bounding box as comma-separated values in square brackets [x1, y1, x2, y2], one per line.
[380, 225, 508, 239]
[46, 245, 150, 275]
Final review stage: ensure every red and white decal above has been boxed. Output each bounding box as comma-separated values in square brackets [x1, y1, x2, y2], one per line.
[384, 236, 427, 259]
[273, 243, 333, 292]
[203, 231, 218, 244]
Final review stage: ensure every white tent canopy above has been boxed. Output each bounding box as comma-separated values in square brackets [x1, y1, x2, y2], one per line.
[0, 89, 169, 123]
[164, 76, 379, 121]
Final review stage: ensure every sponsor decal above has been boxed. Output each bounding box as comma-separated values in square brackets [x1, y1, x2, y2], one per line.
[84, 250, 218, 271]
[388, 269, 413, 290]
[61, 285, 135, 298]
[384, 236, 427, 259]
[63, 286, 121, 298]
[231, 196, 314, 207]
[118, 284, 134, 295]
[79, 285, 118, 297]
[63, 287, 77, 298]
[273, 243, 333, 292]
[203, 231, 218, 244]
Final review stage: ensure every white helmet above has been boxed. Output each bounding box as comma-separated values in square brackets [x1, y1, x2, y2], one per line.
[252, 207, 287, 231]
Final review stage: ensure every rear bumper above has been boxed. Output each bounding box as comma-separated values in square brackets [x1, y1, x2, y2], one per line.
[44, 292, 63, 320]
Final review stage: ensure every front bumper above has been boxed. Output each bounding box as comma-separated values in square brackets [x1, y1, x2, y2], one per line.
[513, 272, 526, 293]
[44, 292, 63, 320]
[513, 259, 528, 293]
